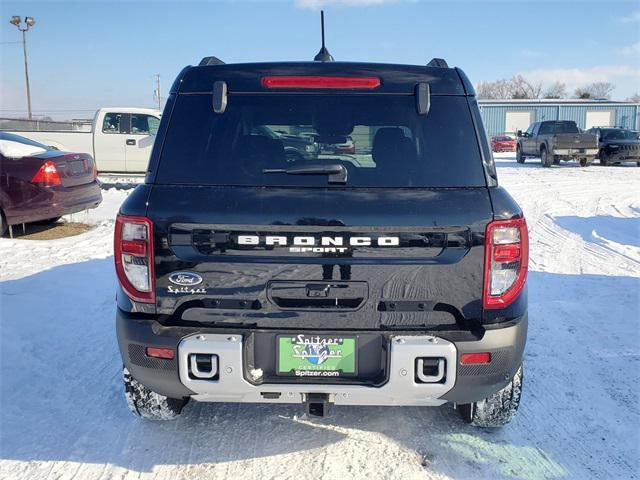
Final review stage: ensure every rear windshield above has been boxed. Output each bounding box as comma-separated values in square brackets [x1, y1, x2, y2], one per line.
[602, 129, 637, 140]
[156, 94, 486, 187]
[539, 122, 580, 135]
[0, 132, 53, 150]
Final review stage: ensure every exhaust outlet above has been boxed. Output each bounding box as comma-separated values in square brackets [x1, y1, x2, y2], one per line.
[189, 353, 219, 379]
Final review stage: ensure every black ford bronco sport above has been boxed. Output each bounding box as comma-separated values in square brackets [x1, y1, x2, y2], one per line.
[115, 55, 528, 427]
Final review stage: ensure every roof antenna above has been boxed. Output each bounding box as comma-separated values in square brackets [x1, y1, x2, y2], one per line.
[314, 10, 334, 62]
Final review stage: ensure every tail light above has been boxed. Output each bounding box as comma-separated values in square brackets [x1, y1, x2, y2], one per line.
[114, 214, 155, 303]
[31, 161, 62, 186]
[483, 217, 528, 309]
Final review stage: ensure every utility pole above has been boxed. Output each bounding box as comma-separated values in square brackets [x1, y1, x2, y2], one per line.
[153, 74, 162, 111]
[9, 16, 35, 120]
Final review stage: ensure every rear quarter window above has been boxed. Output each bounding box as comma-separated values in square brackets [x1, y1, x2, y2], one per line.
[156, 94, 486, 188]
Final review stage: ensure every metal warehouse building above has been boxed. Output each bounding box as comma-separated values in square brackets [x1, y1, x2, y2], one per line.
[478, 99, 640, 136]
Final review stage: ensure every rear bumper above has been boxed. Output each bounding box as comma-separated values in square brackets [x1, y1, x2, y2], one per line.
[5, 181, 102, 226]
[554, 148, 598, 156]
[116, 309, 527, 406]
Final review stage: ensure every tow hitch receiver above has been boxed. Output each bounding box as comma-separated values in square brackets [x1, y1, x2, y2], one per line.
[188, 353, 219, 379]
[416, 358, 446, 383]
[306, 393, 332, 417]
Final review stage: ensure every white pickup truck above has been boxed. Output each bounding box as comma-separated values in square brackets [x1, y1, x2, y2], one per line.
[4, 107, 161, 173]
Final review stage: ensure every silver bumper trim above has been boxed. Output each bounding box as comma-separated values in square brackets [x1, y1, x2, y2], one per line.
[178, 334, 457, 406]
[554, 148, 598, 155]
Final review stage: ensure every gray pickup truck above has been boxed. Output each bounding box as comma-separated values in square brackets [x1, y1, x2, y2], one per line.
[516, 120, 598, 167]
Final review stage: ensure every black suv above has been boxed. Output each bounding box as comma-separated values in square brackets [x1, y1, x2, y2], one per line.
[115, 57, 528, 427]
[586, 127, 640, 166]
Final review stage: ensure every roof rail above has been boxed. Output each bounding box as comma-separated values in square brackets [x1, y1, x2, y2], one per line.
[427, 58, 448, 68]
[199, 56, 225, 66]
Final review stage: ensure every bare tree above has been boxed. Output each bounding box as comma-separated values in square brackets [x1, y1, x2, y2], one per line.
[476, 79, 512, 99]
[626, 93, 640, 102]
[574, 87, 592, 99]
[476, 76, 542, 99]
[510, 75, 542, 99]
[543, 81, 567, 99]
[476, 81, 497, 99]
[590, 82, 615, 99]
[574, 82, 615, 100]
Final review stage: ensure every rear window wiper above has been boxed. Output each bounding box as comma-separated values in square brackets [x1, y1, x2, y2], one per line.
[263, 163, 347, 184]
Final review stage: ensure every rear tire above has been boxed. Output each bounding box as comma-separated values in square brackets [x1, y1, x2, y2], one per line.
[540, 148, 551, 168]
[123, 367, 189, 420]
[579, 158, 592, 167]
[457, 364, 523, 428]
[599, 150, 609, 166]
[516, 146, 525, 164]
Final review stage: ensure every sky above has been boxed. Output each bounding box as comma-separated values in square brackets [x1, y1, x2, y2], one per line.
[1, 0, 639, 120]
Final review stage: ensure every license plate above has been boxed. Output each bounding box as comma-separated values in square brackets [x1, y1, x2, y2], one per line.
[277, 334, 356, 376]
[69, 161, 84, 175]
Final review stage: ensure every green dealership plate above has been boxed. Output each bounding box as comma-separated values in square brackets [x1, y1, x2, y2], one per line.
[277, 334, 357, 376]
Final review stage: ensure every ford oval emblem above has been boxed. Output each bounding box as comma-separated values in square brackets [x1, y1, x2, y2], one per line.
[168, 272, 203, 286]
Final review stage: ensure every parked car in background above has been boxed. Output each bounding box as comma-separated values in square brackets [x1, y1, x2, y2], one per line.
[252, 126, 319, 162]
[0, 132, 102, 236]
[490, 135, 516, 152]
[516, 120, 598, 167]
[320, 135, 356, 155]
[2, 108, 160, 173]
[586, 127, 640, 166]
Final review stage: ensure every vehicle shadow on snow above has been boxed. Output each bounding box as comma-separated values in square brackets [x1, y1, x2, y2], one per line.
[495, 158, 588, 169]
[1, 260, 638, 479]
[494, 157, 543, 169]
[495, 156, 637, 169]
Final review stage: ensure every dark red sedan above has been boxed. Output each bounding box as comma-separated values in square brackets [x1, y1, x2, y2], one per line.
[490, 135, 516, 152]
[0, 132, 102, 236]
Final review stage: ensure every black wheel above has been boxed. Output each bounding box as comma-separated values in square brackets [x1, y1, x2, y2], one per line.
[552, 155, 560, 165]
[516, 146, 525, 164]
[599, 150, 609, 166]
[579, 158, 592, 167]
[540, 148, 551, 167]
[457, 364, 523, 428]
[636, 162, 640, 167]
[123, 367, 189, 420]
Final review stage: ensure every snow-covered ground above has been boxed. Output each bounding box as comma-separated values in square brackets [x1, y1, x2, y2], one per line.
[1, 156, 638, 480]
